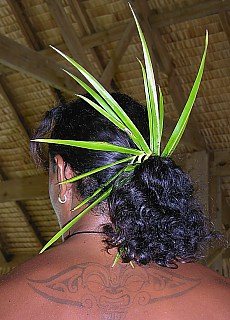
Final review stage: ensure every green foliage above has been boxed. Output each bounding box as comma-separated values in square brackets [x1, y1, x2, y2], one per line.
[33, 6, 208, 252]
[161, 31, 208, 156]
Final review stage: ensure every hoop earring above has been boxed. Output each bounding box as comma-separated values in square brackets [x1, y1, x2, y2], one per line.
[58, 194, 67, 204]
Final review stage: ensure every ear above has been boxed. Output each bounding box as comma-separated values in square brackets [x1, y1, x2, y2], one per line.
[54, 155, 75, 201]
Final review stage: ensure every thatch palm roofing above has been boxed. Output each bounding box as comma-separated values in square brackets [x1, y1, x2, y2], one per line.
[0, 0, 229, 275]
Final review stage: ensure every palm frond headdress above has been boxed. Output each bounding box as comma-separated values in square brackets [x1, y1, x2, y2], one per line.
[33, 5, 208, 253]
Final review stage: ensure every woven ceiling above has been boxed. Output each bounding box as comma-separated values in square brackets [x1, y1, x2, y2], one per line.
[0, 0, 229, 276]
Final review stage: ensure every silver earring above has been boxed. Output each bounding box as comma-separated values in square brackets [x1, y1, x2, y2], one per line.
[58, 194, 67, 204]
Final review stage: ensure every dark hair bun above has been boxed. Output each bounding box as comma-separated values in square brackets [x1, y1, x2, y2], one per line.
[31, 93, 223, 268]
[104, 156, 220, 267]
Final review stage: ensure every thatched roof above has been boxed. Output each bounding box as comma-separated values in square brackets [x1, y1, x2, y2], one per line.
[0, 0, 229, 276]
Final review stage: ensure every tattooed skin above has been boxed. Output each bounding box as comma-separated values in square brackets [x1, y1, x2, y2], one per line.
[27, 263, 200, 320]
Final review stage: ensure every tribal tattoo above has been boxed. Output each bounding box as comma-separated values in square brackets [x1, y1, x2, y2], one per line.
[27, 262, 200, 319]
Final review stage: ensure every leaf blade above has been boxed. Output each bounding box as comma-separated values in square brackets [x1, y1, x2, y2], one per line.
[162, 31, 208, 157]
[40, 186, 112, 253]
[138, 58, 153, 152]
[158, 85, 164, 142]
[63, 69, 121, 122]
[72, 166, 127, 211]
[130, 5, 160, 155]
[32, 139, 144, 156]
[51, 45, 151, 155]
[60, 156, 135, 184]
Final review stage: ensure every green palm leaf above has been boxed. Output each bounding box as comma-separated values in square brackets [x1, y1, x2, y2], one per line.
[130, 4, 160, 155]
[40, 186, 112, 253]
[112, 250, 122, 267]
[72, 166, 127, 211]
[162, 31, 208, 157]
[59, 156, 135, 184]
[76, 94, 142, 150]
[159, 86, 164, 141]
[138, 58, 153, 152]
[36, 5, 208, 255]
[63, 69, 121, 122]
[50, 45, 151, 155]
[32, 139, 144, 156]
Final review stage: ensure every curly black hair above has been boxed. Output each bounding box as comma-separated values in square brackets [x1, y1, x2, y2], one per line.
[31, 93, 222, 268]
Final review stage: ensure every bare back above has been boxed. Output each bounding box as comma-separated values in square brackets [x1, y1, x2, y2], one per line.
[1, 235, 230, 320]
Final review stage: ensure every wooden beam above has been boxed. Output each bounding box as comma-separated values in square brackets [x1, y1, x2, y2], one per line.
[0, 253, 35, 270]
[0, 133, 213, 205]
[6, 0, 64, 103]
[0, 168, 45, 247]
[131, 0, 173, 74]
[130, 0, 206, 151]
[220, 11, 230, 45]
[47, 0, 93, 73]
[210, 151, 230, 176]
[207, 228, 230, 266]
[0, 76, 30, 139]
[0, 34, 78, 94]
[80, 23, 129, 49]
[207, 247, 226, 267]
[149, 0, 230, 28]
[207, 176, 224, 271]
[0, 233, 12, 263]
[223, 247, 230, 259]
[222, 191, 230, 225]
[185, 151, 209, 209]
[42, 1, 230, 52]
[0, 175, 48, 203]
[69, 0, 104, 75]
[100, 21, 135, 87]
[15, 201, 45, 246]
[162, 117, 204, 151]
[6, 0, 42, 50]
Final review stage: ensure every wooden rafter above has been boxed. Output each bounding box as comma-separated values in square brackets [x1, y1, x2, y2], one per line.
[6, 0, 63, 102]
[0, 252, 34, 268]
[47, 0, 93, 73]
[0, 175, 48, 203]
[14, 201, 46, 246]
[0, 169, 45, 247]
[80, 23, 129, 50]
[2, 1, 229, 63]
[207, 228, 230, 266]
[0, 151, 228, 203]
[0, 76, 30, 139]
[0, 34, 78, 94]
[40, 1, 230, 53]
[220, 11, 230, 44]
[130, 0, 206, 151]
[100, 21, 135, 87]
[210, 151, 230, 176]
[149, 0, 230, 28]
[0, 233, 12, 263]
[6, 0, 42, 50]
[223, 248, 230, 259]
[69, 0, 104, 75]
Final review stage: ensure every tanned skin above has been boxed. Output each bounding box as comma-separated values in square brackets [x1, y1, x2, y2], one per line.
[1, 235, 230, 320]
[0, 155, 229, 319]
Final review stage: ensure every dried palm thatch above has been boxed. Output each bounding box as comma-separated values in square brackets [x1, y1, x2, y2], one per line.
[0, 0, 229, 276]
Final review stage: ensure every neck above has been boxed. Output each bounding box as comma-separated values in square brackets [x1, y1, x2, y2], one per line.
[63, 206, 110, 240]
[64, 230, 105, 241]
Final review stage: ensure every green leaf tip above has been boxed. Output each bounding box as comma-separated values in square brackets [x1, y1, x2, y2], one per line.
[161, 30, 208, 157]
[130, 5, 160, 156]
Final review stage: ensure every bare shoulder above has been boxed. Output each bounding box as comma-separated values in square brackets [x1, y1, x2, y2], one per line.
[0, 244, 230, 320]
